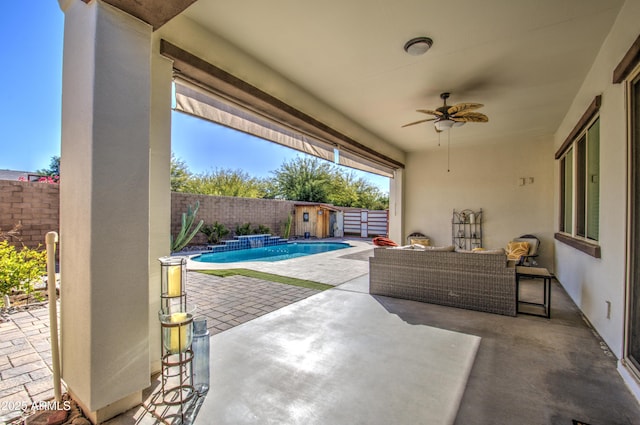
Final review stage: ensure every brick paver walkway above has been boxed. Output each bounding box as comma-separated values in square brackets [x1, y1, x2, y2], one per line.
[187, 272, 322, 335]
[0, 272, 323, 422]
[0, 307, 56, 422]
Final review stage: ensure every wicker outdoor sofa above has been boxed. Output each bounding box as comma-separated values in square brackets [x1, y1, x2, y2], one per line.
[369, 247, 517, 316]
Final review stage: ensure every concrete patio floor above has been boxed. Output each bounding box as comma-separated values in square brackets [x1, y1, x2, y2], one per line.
[106, 272, 640, 425]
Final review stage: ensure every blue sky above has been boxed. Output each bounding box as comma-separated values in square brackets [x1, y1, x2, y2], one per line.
[1, 2, 388, 192]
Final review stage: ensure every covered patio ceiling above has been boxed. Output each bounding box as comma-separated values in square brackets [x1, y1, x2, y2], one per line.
[106, 0, 624, 153]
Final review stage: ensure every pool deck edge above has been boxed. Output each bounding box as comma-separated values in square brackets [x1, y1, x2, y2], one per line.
[186, 239, 373, 286]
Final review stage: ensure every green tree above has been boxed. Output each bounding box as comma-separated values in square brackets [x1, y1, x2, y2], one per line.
[270, 156, 335, 202]
[327, 172, 359, 207]
[171, 154, 192, 192]
[169, 153, 389, 209]
[183, 168, 267, 198]
[37, 156, 60, 177]
[270, 156, 389, 209]
[349, 176, 389, 210]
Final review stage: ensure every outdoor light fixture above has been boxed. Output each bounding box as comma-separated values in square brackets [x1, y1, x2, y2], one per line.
[435, 119, 465, 132]
[434, 119, 455, 131]
[403, 37, 433, 56]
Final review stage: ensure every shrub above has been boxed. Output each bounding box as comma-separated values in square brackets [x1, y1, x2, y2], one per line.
[0, 222, 22, 243]
[200, 221, 230, 244]
[253, 224, 271, 235]
[235, 223, 272, 237]
[0, 241, 47, 301]
[235, 223, 253, 236]
[171, 201, 204, 252]
[282, 213, 293, 239]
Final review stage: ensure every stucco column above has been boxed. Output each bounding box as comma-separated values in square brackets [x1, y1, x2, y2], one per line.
[149, 44, 173, 374]
[388, 168, 404, 243]
[58, 1, 154, 421]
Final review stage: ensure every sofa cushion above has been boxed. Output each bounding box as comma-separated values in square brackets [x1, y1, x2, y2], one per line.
[392, 244, 428, 250]
[475, 248, 506, 255]
[424, 245, 455, 252]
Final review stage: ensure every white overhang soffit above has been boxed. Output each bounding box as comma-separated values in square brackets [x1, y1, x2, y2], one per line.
[162, 41, 401, 178]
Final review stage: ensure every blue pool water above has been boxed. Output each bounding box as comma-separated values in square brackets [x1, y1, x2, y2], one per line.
[192, 242, 351, 263]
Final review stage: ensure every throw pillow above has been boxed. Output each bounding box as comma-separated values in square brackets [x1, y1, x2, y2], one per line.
[506, 241, 530, 260]
[409, 237, 431, 246]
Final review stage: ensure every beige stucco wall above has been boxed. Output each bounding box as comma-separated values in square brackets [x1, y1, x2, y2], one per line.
[553, 0, 640, 360]
[403, 138, 555, 269]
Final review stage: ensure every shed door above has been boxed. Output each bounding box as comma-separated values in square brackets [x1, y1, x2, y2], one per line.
[360, 211, 368, 237]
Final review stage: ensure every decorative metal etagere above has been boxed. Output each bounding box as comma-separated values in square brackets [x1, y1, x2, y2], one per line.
[452, 209, 483, 250]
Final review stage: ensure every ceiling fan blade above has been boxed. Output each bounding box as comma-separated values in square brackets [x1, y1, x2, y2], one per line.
[416, 109, 443, 116]
[401, 117, 436, 127]
[447, 103, 484, 115]
[451, 112, 489, 123]
[453, 109, 487, 117]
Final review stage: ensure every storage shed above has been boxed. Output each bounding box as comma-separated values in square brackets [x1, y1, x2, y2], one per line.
[293, 203, 342, 239]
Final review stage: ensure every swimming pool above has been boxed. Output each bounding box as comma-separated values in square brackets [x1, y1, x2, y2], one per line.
[192, 242, 351, 263]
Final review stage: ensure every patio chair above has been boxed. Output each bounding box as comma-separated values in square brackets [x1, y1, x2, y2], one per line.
[407, 232, 431, 246]
[506, 234, 540, 266]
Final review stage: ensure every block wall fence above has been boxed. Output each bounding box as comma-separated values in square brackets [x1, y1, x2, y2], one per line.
[0, 180, 300, 250]
[0, 181, 60, 250]
[171, 193, 297, 246]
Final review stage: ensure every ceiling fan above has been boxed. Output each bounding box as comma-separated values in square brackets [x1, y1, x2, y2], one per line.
[402, 92, 488, 132]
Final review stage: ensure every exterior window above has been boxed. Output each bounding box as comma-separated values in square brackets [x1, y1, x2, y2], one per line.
[560, 148, 573, 232]
[559, 117, 600, 241]
[586, 119, 600, 240]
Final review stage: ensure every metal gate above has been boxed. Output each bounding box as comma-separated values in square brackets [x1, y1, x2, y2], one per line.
[343, 209, 388, 237]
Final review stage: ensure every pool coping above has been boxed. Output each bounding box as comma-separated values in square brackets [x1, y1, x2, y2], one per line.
[191, 241, 354, 264]
[186, 239, 374, 286]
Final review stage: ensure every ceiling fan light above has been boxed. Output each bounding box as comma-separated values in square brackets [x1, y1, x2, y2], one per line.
[435, 119, 455, 131]
[404, 37, 433, 56]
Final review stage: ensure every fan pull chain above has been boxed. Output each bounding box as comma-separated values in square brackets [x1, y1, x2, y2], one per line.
[447, 130, 451, 172]
[438, 131, 441, 147]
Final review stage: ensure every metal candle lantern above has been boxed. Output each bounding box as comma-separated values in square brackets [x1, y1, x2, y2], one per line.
[157, 256, 195, 418]
[159, 256, 187, 314]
